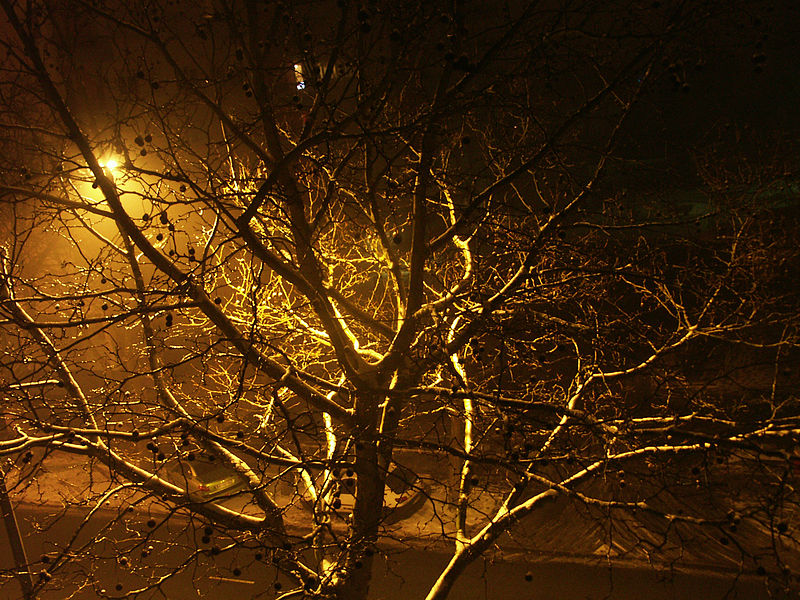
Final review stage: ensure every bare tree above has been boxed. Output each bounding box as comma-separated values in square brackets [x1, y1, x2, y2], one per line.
[1, 0, 799, 599]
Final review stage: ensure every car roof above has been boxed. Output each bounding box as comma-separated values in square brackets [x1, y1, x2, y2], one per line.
[168, 457, 236, 480]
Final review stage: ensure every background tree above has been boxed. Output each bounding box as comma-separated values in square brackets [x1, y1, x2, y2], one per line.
[1, 0, 799, 599]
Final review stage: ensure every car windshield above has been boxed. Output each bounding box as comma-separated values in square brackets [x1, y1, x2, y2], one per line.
[385, 465, 417, 494]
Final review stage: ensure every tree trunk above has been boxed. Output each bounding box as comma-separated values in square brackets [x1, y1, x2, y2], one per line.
[333, 388, 385, 600]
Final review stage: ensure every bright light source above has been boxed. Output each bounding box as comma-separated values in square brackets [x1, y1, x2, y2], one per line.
[99, 158, 122, 181]
[294, 63, 306, 90]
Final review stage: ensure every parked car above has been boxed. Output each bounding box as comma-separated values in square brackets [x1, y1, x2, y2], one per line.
[297, 463, 427, 524]
[162, 457, 248, 500]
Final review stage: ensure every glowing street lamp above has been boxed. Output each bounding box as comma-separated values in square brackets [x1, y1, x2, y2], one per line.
[99, 158, 121, 180]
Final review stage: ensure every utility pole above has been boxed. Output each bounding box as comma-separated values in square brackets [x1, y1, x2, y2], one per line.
[0, 413, 36, 600]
